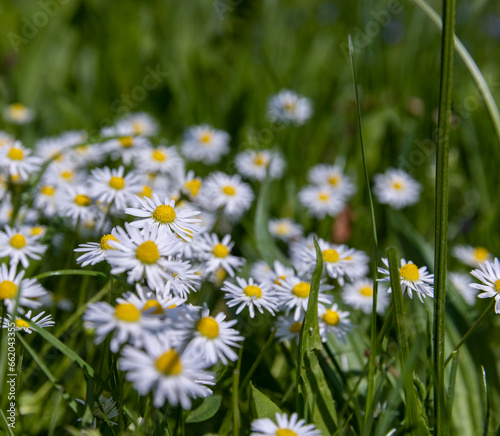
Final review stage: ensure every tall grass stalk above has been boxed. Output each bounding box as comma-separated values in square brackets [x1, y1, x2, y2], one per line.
[433, 0, 456, 433]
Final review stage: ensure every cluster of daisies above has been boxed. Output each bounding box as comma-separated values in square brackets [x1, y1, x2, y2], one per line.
[1, 92, 499, 433]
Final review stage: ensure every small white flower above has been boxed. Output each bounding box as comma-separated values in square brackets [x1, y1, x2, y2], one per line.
[33, 184, 59, 217]
[180, 170, 203, 200]
[222, 277, 278, 318]
[250, 412, 320, 436]
[298, 185, 346, 219]
[116, 112, 159, 137]
[2, 310, 54, 333]
[4, 103, 34, 124]
[318, 302, 352, 343]
[0, 226, 47, 268]
[342, 279, 390, 314]
[307, 164, 356, 199]
[469, 258, 500, 313]
[57, 185, 98, 226]
[269, 218, 303, 242]
[119, 335, 214, 409]
[195, 233, 245, 278]
[378, 258, 434, 302]
[267, 89, 313, 125]
[181, 124, 230, 164]
[373, 168, 421, 209]
[449, 272, 478, 305]
[101, 128, 150, 165]
[125, 194, 201, 241]
[275, 315, 303, 344]
[235, 149, 285, 181]
[0, 141, 42, 181]
[452, 245, 491, 268]
[136, 144, 184, 176]
[74, 230, 121, 267]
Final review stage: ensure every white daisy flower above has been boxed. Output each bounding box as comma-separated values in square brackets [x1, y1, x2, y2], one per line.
[101, 127, 150, 165]
[449, 272, 478, 305]
[83, 299, 164, 353]
[195, 233, 245, 278]
[268, 260, 296, 287]
[57, 185, 98, 226]
[222, 277, 278, 318]
[373, 168, 421, 209]
[378, 258, 434, 302]
[0, 264, 47, 314]
[275, 315, 303, 344]
[181, 124, 230, 164]
[249, 261, 274, 283]
[105, 224, 181, 290]
[318, 302, 352, 343]
[4, 103, 34, 124]
[298, 185, 346, 219]
[274, 275, 332, 321]
[185, 305, 243, 365]
[250, 412, 320, 436]
[267, 89, 313, 125]
[74, 230, 121, 267]
[21, 225, 47, 241]
[2, 310, 55, 333]
[452, 245, 491, 268]
[0, 141, 42, 181]
[0, 226, 47, 268]
[125, 194, 201, 241]
[180, 170, 203, 200]
[33, 184, 59, 217]
[161, 258, 201, 298]
[469, 258, 500, 313]
[116, 112, 159, 137]
[89, 166, 143, 211]
[42, 164, 84, 188]
[269, 218, 303, 242]
[342, 279, 390, 314]
[235, 149, 285, 181]
[136, 144, 184, 176]
[307, 164, 356, 199]
[198, 172, 254, 221]
[119, 335, 214, 409]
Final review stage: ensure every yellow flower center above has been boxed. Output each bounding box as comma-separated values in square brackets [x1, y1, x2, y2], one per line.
[109, 176, 125, 190]
[200, 131, 212, 144]
[360, 286, 373, 297]
[100, 234, 119, 250]
[328, 175, 340, 186]
[61, 170, 73, 180]
[213, 243, 229, 258]
[132, 121, 144, 135]
[399, 263, 420, 281]
[136, 240, 160, 264]
[11, 103, 26, 112]
[474, 247, 490, 262]
[30, 226, 43, 236]
[14, 319, 30, 329]
[222, 185, 236, 196]
[292, 282, 310, 298]
[114, 303, 141, 322]
[253, 153, 267, 166]
[41, 185, 55, 196]
[322, 249, 340, 263]
[274, 275, 286, 285]
[142, 299, 164, 314]
[391, 181, 404, 190]
[284, 102, 296, 113]
[322, 309, 340, 326]
[275, 223, 290, 235]
[119, 136, 133, 148]
[277, 429, 298, 436]
[184, 179, 202, 197]
[74, 194, 91, 207]
[495, 279, 500, 293]
[289, 321, 302, 334]
[152, 150, 166, 161]
[0, 281, 18, 300]
[318, 192, 330, 202]
[10, 234, 26, 249]
[197, 316, 220, 338]
[152, 205, 176, 224]
[155, 350, 182, 375]
[244, 285, 262, 298]
[140, 185, 153, 198]
[215, 267, 227, 283]
[7, 147, 24, 160]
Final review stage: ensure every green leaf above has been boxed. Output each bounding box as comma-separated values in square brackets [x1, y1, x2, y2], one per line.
[34, 269, 108, 281]
[296, 237, 338, 434]
[186, 395, 222, 424]
[249, 382, 282, 420]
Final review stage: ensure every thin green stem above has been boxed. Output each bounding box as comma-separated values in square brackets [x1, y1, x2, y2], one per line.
[433, 0, 456, 433]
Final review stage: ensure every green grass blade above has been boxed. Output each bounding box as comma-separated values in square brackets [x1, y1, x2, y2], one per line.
[412, 0, 500, 147]
[0, 409, 15, 436]
[82, 376, 95, 428]
[249, 382, 282, 420]
[232, 361, 241, 436]
[185, 395, 222, 424]
[482, 366, 490, 436]
[34, 269, 109, 281]
[347, 33, 380, 432]
[446, 350, 459, 423]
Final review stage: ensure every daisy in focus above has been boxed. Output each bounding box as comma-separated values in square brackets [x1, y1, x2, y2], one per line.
[125, 194, 201, 241]
[452, 245, 491, 267]
[250, 412, 320, 436]
[3, 103, 34, 124]
[195, 233, 245, 278]
[342, 279, 390, 314]
[469, 258, 500, 313]
[318, 302, 352, 343]
[267, 89, 313, 125]
[269, 218, 303, 242]
[235, 149, 285, 181]
[2, 310, 55, 333]
[74, 230, 120, 267]
[119, 336, 214, 409]
[181, 124, 230, 164]
[222, 277, 278, 318]
[373, 168, 421, 209]
[378, 258, 434, 302]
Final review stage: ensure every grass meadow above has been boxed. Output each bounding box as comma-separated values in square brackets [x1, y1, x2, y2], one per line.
[1, 0, 500, 435]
